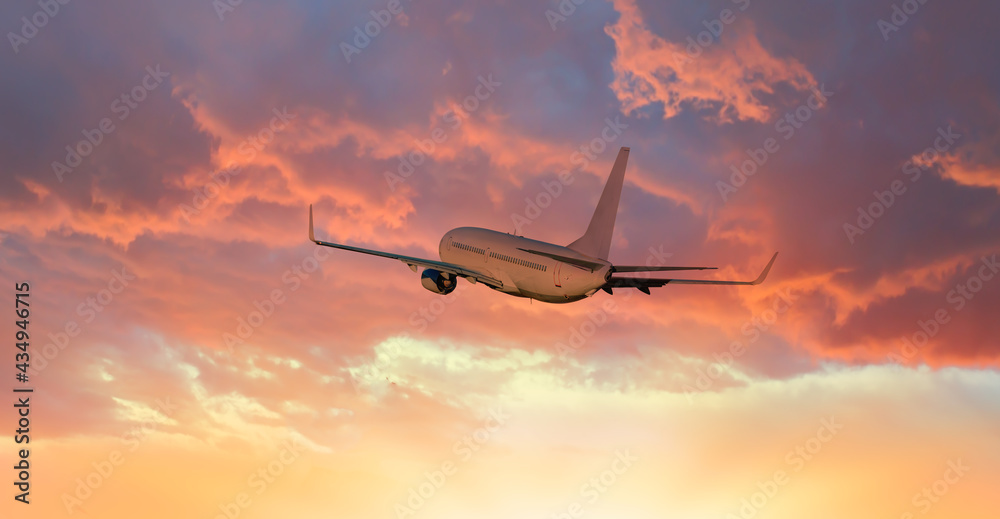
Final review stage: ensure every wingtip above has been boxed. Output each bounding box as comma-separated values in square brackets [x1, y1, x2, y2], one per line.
[308, 204, 315, 242]
[752, 252, 779, 285]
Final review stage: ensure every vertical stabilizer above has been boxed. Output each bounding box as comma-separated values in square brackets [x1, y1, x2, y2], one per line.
[567, 146, 629, 260]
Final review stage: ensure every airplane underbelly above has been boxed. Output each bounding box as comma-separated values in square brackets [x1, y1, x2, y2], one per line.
[510, 269, 572, 302]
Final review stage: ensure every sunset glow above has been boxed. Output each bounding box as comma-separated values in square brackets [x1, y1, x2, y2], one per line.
[1, 1, 998, 518]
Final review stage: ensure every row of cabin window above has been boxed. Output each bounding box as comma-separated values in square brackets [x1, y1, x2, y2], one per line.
[454, 241, 548, 272]
[490, 252, 547, 272]
[454, 242, 484, 255]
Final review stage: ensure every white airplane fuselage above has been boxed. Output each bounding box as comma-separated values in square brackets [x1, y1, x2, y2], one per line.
[308, 147, 776, 304]
[439, 227, 611, 303]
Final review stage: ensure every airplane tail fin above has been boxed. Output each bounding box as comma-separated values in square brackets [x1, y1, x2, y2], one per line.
[567, 146, 629, 260]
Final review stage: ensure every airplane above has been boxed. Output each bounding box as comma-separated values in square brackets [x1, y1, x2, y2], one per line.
[308, 146, 777, 303]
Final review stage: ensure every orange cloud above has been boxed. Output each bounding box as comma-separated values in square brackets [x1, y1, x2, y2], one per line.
[605, 0, 816, 123]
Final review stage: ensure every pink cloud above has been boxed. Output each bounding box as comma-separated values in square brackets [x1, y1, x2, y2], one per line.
[605, 0, 816, 123]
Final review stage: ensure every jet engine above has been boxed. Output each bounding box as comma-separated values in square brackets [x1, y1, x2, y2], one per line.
[420, 269, 457, 295]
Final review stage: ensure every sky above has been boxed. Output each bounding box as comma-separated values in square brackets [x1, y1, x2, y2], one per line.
[1, 0, 999, 517]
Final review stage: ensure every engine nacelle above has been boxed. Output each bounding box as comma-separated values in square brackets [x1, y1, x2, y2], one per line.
[420, 269, 457, 295]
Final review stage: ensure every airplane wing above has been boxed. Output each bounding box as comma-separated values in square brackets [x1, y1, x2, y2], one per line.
[308, 205, 503, 288]
[604, 253, 778, 294]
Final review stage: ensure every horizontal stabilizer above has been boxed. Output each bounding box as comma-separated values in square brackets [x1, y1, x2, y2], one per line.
[606, 252, 778, 290]
[517, 248, 606, 272]
[612, 265, 717, 273]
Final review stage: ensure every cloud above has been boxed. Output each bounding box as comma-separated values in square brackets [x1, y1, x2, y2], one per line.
[605, 0, 816, 123]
